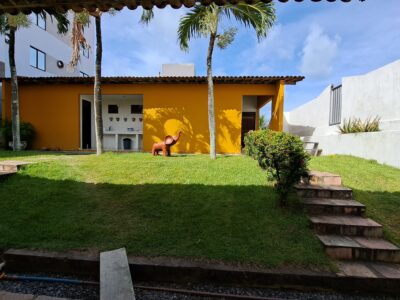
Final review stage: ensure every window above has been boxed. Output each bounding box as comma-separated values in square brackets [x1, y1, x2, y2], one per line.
[81, 45, 89, 59]
[29, 46, 46, 71]
[131, 105, 143, 114]
[35, 13, 46, 30]
[329, 84, 342, 125]
[108, 105, 119, 114]
[80, 71, 89, 77]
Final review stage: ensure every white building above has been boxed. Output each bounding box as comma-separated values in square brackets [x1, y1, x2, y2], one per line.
[0, 12, 95, 117]
[285, 60, 400, 168]
[161, 64, 195, 77]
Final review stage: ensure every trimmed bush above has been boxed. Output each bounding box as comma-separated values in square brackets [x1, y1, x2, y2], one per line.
[244, 130, 309, 205]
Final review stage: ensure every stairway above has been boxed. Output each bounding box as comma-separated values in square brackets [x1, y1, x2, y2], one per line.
[296, 171, 400, 264]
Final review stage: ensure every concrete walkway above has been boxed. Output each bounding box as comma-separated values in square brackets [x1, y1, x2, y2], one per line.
[0, 291, 70, 300]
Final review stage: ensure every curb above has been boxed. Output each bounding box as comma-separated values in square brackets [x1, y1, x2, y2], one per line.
[2, 249, 400, 295]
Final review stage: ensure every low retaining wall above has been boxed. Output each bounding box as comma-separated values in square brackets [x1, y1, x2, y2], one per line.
[3, 249, 400, 295]
[303, 131, 400, 168]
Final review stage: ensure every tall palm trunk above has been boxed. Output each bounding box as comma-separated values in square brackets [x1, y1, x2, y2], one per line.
[94, 15, 103, 155]
[206, 31, 217, 159]
[8, 26, 21, 151]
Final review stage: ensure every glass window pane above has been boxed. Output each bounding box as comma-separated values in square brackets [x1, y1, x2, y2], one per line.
[29, 47, 37, 67]
[37, 51, 45, 70]
[37, 14, 46, 30]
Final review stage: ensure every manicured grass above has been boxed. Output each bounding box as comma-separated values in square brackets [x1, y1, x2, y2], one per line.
[0, 151, 328, 269]
[310, 155, 400, 245]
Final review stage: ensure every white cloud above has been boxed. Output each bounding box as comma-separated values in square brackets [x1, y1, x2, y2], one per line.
[299, 25, 341, 78]
[102, 7, 206, 76]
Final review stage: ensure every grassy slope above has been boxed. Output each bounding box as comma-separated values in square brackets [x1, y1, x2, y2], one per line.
[0, 151, 328, 268]
[310, 155, 400, 245]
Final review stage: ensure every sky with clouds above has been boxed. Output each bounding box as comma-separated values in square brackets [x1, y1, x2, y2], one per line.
[101, 0, 400, 113]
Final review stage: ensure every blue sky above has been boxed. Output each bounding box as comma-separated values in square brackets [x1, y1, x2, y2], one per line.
[101, 0, 400, 113]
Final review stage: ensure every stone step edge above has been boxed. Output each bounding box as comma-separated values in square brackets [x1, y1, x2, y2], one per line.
[295, 183, 352, 192]
[302, 198, 365, 208]
[309, 216, 382, 228]
[308, 171, 342, 186]
[317, 235, 400, 251]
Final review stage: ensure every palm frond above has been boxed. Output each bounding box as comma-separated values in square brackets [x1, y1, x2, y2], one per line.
[222, 2, 276, 41]
[51, 12, 70, 35]
[140, 8, 154, 25]
[0, 15, 8, 34]
[177, 4, 213, 51]
[6, 13, 31, 29]
[69, 12, 90, 71]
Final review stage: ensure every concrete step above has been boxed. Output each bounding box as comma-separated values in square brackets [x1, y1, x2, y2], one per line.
[337, 260, 400, 278]
[309, 215, 383, 238]
[318, 235, 400, 263]
[0, 160, 30, 172]
[0, 170, 17, 180]
[295, 184, 353, 200]
[302, 198, 366, 216]
[100, 248, 135, 300]
[309, 171, 342, 186]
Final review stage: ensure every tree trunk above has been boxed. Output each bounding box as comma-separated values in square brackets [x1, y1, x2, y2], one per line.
[94, 15, 103, 155]
[206, 32, 217, 159]
[8, 26, 21, 151]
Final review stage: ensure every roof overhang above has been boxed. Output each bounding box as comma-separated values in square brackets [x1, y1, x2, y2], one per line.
[0, 0, 362, 14]
[2, 76, 304, 85]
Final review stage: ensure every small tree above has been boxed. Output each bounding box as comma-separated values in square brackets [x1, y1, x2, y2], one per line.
[178, 2, 276, 159]
[70, 9, 153, 155]
[0, 12, 68, 151]
[245, 130, 309, 206]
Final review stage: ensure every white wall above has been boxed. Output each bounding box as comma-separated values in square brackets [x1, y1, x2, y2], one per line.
[284, 85, 335, 136]
[285, 60, 400, 168]
[102, 95, 143, 133]
[303, 131, 400, 168]
[161, 64, 195, 77]
[285, 60, 400, 135]
[79, 94, 144, 150]
[0, 12, 94, 77]
[341, 60, 400, 130]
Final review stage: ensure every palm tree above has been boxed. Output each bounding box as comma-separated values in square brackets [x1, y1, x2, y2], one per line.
[70, 9, 153, 155]
[178, 3, 276, 159]
[0, 12, 69, 151]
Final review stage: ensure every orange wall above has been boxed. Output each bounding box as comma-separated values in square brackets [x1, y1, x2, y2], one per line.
[2, 82, 277, 153]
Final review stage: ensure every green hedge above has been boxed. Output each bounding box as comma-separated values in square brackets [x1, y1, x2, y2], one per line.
[244, 130, 309, 205]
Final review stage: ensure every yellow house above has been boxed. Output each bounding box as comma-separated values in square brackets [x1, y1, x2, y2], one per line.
[2, 76, 303, 154]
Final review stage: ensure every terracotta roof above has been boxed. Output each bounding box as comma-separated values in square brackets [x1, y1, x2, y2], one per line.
[0, 0, 363, 14]
[3, 76, 304, 85]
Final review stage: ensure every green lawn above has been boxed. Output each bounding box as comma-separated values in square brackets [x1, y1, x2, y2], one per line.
[0, 151, 328, 269]
[310, 155, 400, 245]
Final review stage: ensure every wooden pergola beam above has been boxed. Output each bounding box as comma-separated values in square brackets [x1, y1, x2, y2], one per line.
[0, 0, 358, 14]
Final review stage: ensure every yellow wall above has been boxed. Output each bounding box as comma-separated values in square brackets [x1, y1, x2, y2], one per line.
[2, 81, 278, 154]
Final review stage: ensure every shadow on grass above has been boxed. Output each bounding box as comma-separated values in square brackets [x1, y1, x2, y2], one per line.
[352, 189, 400, 246]
[0, 173, 328, 268]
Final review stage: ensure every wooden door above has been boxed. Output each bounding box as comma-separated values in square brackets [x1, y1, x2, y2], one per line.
[241, 112, 256, 147]
[82, 100, 91, 149]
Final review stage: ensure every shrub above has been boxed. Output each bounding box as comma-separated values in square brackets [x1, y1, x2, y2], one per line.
[244, 130, 310, 205]
[338, 116, 380, 134]
[1, 119, 36, 149]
